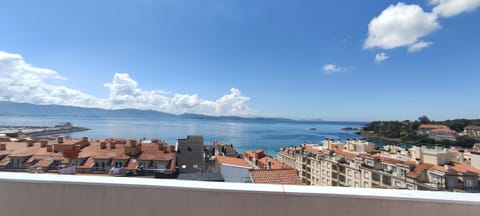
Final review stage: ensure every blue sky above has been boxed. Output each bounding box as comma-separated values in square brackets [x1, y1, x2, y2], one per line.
[0, 0, 479, 121]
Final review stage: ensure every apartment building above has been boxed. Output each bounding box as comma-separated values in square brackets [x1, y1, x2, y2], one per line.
[277, 139, 480, 192]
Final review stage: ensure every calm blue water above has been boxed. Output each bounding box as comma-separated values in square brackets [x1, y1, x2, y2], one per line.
[0, 116, 368, 156]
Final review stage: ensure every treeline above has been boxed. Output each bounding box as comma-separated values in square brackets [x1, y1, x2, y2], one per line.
[362, 116, 480, 148]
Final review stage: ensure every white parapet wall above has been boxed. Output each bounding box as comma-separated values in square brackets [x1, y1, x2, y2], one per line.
[0, 172, 479, 216]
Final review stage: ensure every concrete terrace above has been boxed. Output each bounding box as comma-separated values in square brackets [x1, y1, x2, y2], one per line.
[1, 172, 479, 216]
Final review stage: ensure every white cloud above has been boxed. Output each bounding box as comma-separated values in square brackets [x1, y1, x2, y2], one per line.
[364, 1, 480, 52]
[322, 64, 344, 74]
[0, 51, 100, 107]
[0, 50, 254, 116]
[431, 0, 480, 17]
[408, 40, 434, 52]
[375, 52, 389, 63]
[364, 3, 440, 50]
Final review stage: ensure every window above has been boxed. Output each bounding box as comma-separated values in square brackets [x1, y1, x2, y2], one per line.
[366, 160, 373, 167]
[364, 172, 369, 179]
[115, 162, 123, 168]
[181, 164, 187, 169]
[193, 164, 199, 169]
[466, 179, 474, 187]
[364, 182, 369, 188]
[431, 175, 442, 184]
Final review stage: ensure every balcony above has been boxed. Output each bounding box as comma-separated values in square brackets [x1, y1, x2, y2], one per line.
[0, 172, 479, 216]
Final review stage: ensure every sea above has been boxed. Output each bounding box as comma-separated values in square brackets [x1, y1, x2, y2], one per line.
[0, 116, 377, 156]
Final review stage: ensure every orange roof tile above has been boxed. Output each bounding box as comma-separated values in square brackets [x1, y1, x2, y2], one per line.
[304, 146, 323, 154]
[216, 156, 252, 168]
[450, 163, 480, 175]
[431, 128, 457, 134]
[431, 165, 449, 173]
[78, 157, 95, 168]
[124, 159, 139, 170]
[379, 156, 404, 164]
[78, 139, 130, 160]
[249, 169, 303, 185]
[34, 159, 54, 168]
[407, 163, 434, 178]
[464, 125, 480, 130]
[257, 156, 289, 170]
[0, 156, 10, 166]
[335, 149, 362, 160]
[137, 144, 175, 161]
[419, 124, 446, 129]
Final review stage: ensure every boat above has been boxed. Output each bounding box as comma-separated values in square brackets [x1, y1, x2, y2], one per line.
[310, 128, 317, 130]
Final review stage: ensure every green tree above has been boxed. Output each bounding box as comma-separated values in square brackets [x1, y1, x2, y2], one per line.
[418, 115, 431, 124]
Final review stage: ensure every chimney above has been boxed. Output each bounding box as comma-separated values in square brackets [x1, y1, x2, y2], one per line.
[74, 144, 81, 151]
[158, 143, 164, 151]
[57, 137, 64, 144]
[110, 142, 116, 149]
[40, 140, 48, 148]
[46, 145, 53, 152]
[0, 143, 6, 151]
[170, 145, 175, 152]
[267, 160, 272, 170]
[27, 141, 34, 147]
[82, 137, 89, 146]
[130, 139, 137, 147]
[100, 142, 107, 149]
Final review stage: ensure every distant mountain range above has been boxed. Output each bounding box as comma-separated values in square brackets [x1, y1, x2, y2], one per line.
[0, 101, 323, 123]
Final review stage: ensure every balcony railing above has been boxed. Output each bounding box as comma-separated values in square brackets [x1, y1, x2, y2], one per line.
[0, 172, 479, 216]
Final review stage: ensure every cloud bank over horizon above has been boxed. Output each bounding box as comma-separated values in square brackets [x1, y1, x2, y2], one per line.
[0, 51, 254, 116]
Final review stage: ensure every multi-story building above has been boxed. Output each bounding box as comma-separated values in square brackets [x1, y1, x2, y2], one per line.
[277, 139, 480, 192]
[464, 125, 480, 137]
[176, 135, 204, 173]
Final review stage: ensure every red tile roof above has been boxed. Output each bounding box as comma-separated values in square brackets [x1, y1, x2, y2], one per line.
[137, 144, 175, 161]
[335, 149, 363, 160]
[431, 128, 457, 134]
[249, 169, 303, 185]
[407, 163, 434, 178]
[78, 157, 95, 169]
[34, 159, 54, 168]
[464, 125, 480, 130]
[124, 159, 139, 170]
[257, 156, 289, 169]
[450, 163, 480, 175]
[216, 156, 252, 168]
[304, 146, 323, 154]
[419, 124, 446, 129]
[243, 149, 265, 161]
